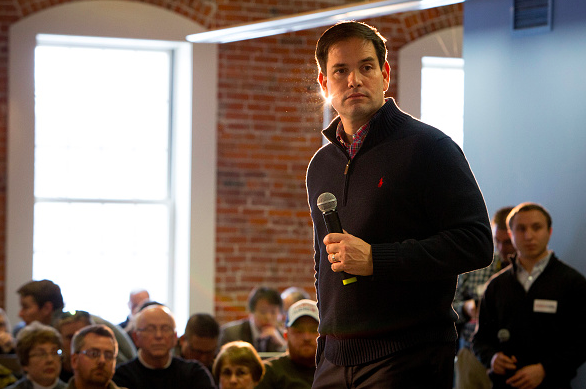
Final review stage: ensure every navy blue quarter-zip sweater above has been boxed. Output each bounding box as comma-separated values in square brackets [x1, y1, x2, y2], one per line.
[306, 98, 493, 366]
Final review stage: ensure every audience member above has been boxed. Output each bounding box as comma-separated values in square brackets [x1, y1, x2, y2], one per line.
[256, 299, 318, 389]
[455, 206, 516, 351]
[113, 305, 214, 389]
[17, 280, 64, 329]
[0, 308, 17, 387]
[473, 202, 586, 389]
[67, 325, 125, 389]
[212, 341, 264, 389]
[218, 287, 286, 353]
[0, 309, 15, 354]
[123, 301, 163, 347]
[279, 288, 310, 314]
[15, 280, 136, 365]
[454, 206, 515, 389]
[118, 290, 149, 331]
[175, 313, 219, 371]
[56, 311, 94, 383]
[8, 322, 66, 389]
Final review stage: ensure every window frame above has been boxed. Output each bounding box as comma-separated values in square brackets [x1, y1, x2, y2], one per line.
[7, 1, 217, 329]
[397, 26, 463, 120]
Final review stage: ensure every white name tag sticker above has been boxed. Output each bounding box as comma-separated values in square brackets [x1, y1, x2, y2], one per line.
[534, 299, 558, 314]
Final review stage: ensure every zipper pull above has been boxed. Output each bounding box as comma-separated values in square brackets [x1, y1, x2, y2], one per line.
[344, 160, 350, 175]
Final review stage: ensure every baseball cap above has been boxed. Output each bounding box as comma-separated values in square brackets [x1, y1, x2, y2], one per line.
[286, 299, 319, 327]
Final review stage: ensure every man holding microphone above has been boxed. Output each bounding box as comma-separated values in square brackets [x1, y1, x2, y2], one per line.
[306, 21, 493, 388]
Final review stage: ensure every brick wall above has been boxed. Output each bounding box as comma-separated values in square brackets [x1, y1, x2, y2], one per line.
[0, 0, 462, 325]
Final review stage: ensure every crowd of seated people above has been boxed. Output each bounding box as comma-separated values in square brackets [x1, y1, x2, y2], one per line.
[0, 281, 317, 389]
[2, 206, 585, 389]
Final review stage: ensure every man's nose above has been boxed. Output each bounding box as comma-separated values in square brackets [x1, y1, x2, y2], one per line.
[348, 70, 362, 88]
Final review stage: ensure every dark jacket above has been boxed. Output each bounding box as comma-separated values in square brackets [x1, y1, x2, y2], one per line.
[473, 254, 586, 388]
[218, 318, 285, 353]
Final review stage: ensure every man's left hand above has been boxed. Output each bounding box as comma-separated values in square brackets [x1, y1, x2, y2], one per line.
[505, 363, 545, 389]
[324, 231, 373, 276]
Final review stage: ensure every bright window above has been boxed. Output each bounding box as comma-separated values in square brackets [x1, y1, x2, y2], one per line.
[33, 40, 173, 323]
[7, 2, 217, 331]
[420, 56, 465, 148]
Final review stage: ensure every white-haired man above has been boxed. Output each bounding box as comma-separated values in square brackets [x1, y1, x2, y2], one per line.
[113, 305, 214, 389]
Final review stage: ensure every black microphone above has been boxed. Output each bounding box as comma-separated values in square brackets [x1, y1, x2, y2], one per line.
[497, 328, 516, 379]
[497, 328, 511, 356]
[317, 192, 357, 285]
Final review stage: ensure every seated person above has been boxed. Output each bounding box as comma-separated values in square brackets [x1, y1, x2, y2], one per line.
[0, 308, 15, 354]
[256, 299, 319, 389]
[67, 324, 126, 389]
[118, 290, 149, 330]
[218, 287, 286, 353]
[212, 341, 264, 389]
[113, 305, 215, 389]
[15, 279, 136, 365]
[8, 322, 67, 389]
[55, 310, 93, 383]
[175, 313, 219, 371]
[280, 287, 311, 315]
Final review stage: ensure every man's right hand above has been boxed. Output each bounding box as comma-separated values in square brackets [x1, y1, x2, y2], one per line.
[491, 351, 518, 375]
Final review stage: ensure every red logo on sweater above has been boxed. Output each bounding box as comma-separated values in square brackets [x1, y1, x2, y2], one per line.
[378, 177, 383, 188]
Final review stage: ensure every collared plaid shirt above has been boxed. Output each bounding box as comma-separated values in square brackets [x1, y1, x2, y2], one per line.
[454, 253, 509, 349]
[336, 120, 370, 159]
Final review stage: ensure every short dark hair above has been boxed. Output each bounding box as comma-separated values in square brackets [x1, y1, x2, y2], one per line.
[56, 310, 93, 332]
[507, 202, 552, 230]
[15, 322, 62, 367]
[17, 279, 64, 312]
[212, 341, 265, 383]
[315, 21, 388, 76]
[71, 324, 118, 355]
[248, 287, 282, 312]
[492, 206, 514, 230]
[184, 313, 220, 339]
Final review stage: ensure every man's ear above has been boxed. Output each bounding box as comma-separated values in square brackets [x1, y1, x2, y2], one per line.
[132, 331, 140, 347]
[318, 72, 328, 98]
[382, 61, 391, 92]
[71, 353, 79, 370]
[40, 301, 54, 317]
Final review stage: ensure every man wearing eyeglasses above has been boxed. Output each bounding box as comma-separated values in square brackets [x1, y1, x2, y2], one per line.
[67, 324, 125, 389]
[113, 305, 215, 389]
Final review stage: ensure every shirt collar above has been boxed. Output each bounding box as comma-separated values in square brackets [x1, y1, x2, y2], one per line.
[514, 251, 552, 291]
[138, 349, 173, 369]
[29, 376, 60, 389]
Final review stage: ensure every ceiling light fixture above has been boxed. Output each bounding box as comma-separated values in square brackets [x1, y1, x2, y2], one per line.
[186, 0, 464, 43]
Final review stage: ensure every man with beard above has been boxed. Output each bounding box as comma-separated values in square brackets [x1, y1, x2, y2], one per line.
[255, 300, 319, 389]
[67, 325, 126, 389]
